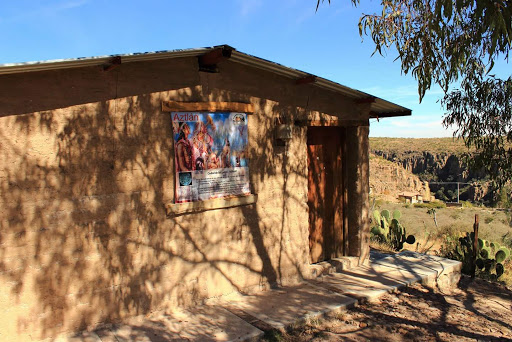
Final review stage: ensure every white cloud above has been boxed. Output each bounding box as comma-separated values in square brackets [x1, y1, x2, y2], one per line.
[370, 116, 455, 138]
[388, 119, 442, 128]
[237, 0, 263, 17]
[362, 85, 444, 103]
[53, 0, 89, 11]
[294, 8, 315, 25]
[0, 0, 89, 23]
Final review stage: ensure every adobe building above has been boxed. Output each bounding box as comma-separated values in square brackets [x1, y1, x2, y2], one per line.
[0, 45, 410, 340]
[398, 191, 424, 204]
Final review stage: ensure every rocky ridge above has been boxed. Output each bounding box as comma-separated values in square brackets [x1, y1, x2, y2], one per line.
[370, 153, 431, 202]
[370, 138, 493, 203]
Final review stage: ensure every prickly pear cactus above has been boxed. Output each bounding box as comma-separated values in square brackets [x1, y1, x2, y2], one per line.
[496, 263, 505, 278]
[381, 209, 391, 221]
[473, 238, 509, 280]
[480, 247, 491, 259]
[370, 209, 415, 251]
[499, 247, 510, 259]
[389, 217, 415, 251]
[496, 250, 507, 264]
[371, 209, 391, 243]
[373, 210, 381, 223]
[490, 242, 500, 249]
[448, 232, 480, 275]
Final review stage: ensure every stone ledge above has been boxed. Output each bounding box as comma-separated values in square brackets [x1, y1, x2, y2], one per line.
[166, 194, 257, 215]
[307, 262, 336, 279]
[329, 256, 362, 272]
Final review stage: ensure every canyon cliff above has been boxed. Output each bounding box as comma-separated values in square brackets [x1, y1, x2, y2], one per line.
[369, 138, 494, 203]
[370, 154, 431, 203]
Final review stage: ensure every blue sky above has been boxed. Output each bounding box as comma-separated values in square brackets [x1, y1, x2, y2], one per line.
[1, 0, 509, 137]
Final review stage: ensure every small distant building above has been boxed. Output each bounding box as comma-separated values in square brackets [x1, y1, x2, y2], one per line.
[398, 191, 423, 204]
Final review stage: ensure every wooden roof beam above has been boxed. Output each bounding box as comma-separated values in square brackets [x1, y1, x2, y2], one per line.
[355, 96, 376, 104]
[295, 75, 316, 85]
[103, 56, 122, 72]
[198, 47, 232, 73]
[370, 109, 412, 118]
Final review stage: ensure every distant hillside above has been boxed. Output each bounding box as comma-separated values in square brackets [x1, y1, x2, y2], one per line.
[369, 137, 492, 203]
[369, 137, 478, 180]
[370, 137, 471, 155]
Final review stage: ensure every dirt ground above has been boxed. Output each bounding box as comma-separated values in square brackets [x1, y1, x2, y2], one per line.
[266, 276, 512, 342]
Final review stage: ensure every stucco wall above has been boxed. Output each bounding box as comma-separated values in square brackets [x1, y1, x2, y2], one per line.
[0, 57, 369, 340]
[346, 125, 370, 261]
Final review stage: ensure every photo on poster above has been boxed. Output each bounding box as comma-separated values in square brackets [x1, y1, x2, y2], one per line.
[178, 172, 192, 186]
[172, 112, 250, 203]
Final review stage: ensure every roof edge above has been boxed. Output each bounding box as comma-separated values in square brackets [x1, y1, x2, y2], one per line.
[0, 45, 412, 118]
[370, 110, 412, 118]
[0, 47, 217, 75]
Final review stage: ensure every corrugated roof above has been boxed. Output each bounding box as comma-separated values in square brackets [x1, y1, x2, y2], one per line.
[0, 44, 410, 118]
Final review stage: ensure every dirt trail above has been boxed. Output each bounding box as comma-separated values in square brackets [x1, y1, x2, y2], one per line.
[275, 276, 512, 341]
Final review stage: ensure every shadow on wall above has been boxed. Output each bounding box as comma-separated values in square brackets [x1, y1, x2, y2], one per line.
[0, 80, 312, 339]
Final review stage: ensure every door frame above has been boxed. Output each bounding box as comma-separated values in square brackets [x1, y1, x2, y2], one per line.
[307, 125, 347, 263]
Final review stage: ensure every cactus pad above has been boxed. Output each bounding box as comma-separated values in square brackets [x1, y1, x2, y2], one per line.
[496, 263, 505, 278]
[499, 247, 510, 259]
[496, 250, 508, 263]
[478, 238, 484, 249]
[373, 210, 381, 223]
[480, 248, 490, 259]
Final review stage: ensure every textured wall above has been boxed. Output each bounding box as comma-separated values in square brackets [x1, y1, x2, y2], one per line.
[0, 57, 369, 340]
[346, 125, 370, 261]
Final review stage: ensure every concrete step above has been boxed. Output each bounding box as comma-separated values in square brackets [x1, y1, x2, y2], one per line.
[52, 252, 461, 342]
[374, 250, 462, 289]
[308, 261, 337, 278]
[217, 282, 357, 330]
[329, 256, 363, 272]
[52, 306, 264, 342]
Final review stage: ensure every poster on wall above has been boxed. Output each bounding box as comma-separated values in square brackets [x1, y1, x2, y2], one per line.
[172, 112, 250, 203]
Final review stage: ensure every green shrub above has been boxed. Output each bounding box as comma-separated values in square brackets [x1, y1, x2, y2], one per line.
[414, 201, 447, 209]
[461, 201, 474, 208]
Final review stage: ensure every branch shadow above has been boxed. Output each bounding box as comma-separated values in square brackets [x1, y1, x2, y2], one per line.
[0, 62, 322, 340]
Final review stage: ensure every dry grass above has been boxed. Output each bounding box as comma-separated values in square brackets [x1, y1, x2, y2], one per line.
[376, 203, 512, 244]
[369, 240, 398, 254]
[369, 137, 472, 155]
[372, 202, 512, 285]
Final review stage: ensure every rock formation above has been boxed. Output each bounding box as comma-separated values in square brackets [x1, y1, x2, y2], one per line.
[370, 154, 431, 203]
[372, 149, 492, 203]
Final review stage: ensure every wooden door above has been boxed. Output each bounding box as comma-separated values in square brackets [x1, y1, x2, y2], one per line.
[307, 127, 344, 263]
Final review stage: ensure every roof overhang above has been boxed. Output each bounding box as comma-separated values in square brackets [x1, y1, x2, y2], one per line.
[0, 45, 411, 118]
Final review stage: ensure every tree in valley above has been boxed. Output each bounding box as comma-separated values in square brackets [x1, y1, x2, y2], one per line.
[317, 0, 512, 189]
